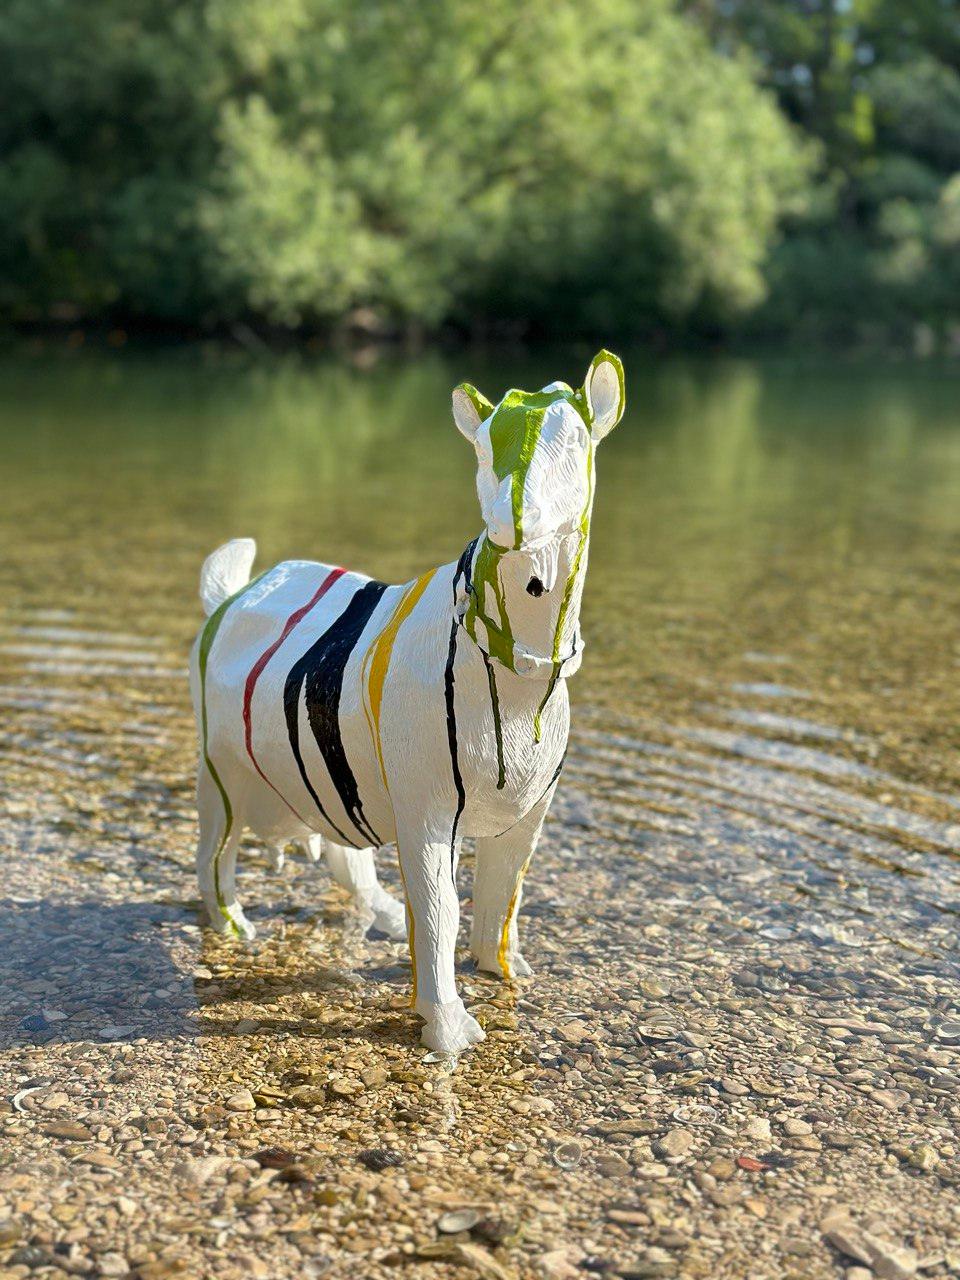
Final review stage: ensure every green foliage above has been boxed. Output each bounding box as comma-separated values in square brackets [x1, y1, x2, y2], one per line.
[0, 0, 808, 336]
[693, 0, 960, 346]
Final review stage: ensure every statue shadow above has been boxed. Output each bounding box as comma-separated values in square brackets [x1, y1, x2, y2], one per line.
[0, 895, 481, 1053]
[0, 896, 199, 1049]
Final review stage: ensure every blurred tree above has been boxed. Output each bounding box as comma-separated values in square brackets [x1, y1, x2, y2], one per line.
[0, 0, 808, 338]
[684, 0, 960, 344]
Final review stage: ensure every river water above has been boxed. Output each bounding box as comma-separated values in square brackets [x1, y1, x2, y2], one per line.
[0, 347, 958, 1279]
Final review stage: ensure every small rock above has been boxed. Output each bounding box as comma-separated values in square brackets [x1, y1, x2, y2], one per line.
[225, 1090, 256, 1112]
[98, 1254, 130, 1277]
[437, 1208, 482, 1234]
[607, 1209, 649, 1226]
[823, 1215, 918, 1280]
[539, 1247, 586, 1280]
[329, 1079, 360, 1098]
[744, 1117, 771, 1142]
[286, 1086, 326, 1108]
[43, 1120, 93, 1141]
[707, 1157, 736, 1181]
[721, 1078, 749, 1096]
[420, 1241, 515, 1280]
[254, 1147, 297, 1170]
[359, 1149, 403, 1171]
[0, 1220, 23, 1246]
[783, 1118, 813, 1137]
[906, 1144, 938, 1172]
[174, 1156, 232, 1187]
[557, 1021, 592, 1045]
[870, 1089, 910, 1112]
[653, 1129, 693, 1159]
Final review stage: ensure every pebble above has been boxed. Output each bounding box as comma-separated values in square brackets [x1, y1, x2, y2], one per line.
[225, 1090, 256, 1112]
[653, 1129, 693, 1159]
[743, 1116, 771, 1142]
[783, 1117, 813, 1136]
[437, 1208, 482, 1234]
[906, 1145, 938, 1172]
[706, 1157, 736, 1181]
[98, 1254, 130, 1276]
[42, 1121, 92, 1141]
[870, 1089, 910, 1112]
[358, 1149, 403, 1171]
[822, 1214, 919, 1280]
[720, 1078, 749, 1096]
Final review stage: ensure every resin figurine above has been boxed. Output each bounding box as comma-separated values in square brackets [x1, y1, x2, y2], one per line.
[190, 350, 626, 1053]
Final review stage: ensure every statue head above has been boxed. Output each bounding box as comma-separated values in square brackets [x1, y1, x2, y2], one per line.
[451, 351, 625, 682]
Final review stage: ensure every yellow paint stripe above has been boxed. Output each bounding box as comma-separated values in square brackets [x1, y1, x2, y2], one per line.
[362, 571, 435, 792]
[396, 858, 417, 1008]
[497, 856, 532, 980]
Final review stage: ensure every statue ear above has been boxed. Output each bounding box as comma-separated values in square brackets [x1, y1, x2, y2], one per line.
[583, 350, 625, 442]
[452, 383, 493, 442]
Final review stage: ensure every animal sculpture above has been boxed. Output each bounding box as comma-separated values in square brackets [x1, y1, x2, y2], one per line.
[190, 350, 626, 1053]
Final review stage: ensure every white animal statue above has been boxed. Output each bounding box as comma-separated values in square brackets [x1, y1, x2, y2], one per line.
[189, 350, 626, 1054]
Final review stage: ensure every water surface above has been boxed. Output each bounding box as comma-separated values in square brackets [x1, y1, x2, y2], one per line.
[1, 347, 959, 1277]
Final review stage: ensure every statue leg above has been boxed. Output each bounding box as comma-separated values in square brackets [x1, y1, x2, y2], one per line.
[395, 821, 484, 1054]
[470, 799, 552, 980]
[324, 839, 407, 941]
[195, 762, 255, 940]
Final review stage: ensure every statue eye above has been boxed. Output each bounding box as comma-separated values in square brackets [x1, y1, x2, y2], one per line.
[526, 576, 545, 598]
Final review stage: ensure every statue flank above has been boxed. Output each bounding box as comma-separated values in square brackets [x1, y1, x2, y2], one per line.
[190, 351, 626, 1054]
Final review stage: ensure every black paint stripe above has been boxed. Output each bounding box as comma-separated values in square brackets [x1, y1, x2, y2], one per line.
[481, 649, 506, 790]
[445, 539, 479, 868]
[284, 579, 388, 846]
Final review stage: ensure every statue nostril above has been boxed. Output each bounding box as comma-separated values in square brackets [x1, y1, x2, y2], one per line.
[526, 576, 545, 598]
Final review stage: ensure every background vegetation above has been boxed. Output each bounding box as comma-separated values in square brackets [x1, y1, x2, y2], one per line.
[0, 0, 957, 347]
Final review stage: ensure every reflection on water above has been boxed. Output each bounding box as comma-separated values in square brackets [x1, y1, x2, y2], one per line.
[1, 348, 960, 1274]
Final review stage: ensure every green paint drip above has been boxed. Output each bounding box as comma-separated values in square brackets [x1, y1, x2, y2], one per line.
[481, 650, 506, 789]
[465, 536, 515, 668]
[198, 572, 267, 936]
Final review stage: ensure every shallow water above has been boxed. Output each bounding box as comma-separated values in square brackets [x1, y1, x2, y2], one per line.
[1, 347, 959, 1278]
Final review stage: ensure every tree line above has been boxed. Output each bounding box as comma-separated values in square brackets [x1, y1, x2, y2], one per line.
[0, 0, 957, 347]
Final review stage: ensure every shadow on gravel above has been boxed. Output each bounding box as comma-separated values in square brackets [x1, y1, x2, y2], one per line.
[0, 898, 195, 1048]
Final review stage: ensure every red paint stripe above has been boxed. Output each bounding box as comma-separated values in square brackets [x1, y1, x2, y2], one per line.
[243, 566, 346, 823]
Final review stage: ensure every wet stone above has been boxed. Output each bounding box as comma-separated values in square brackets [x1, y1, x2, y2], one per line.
[358, 1149, 404, 1171]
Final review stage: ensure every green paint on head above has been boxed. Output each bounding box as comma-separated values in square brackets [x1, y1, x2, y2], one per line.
[487, 385, 585, 550]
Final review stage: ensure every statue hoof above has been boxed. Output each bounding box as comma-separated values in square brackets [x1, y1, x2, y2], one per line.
[419, 1000, 486, 1055]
